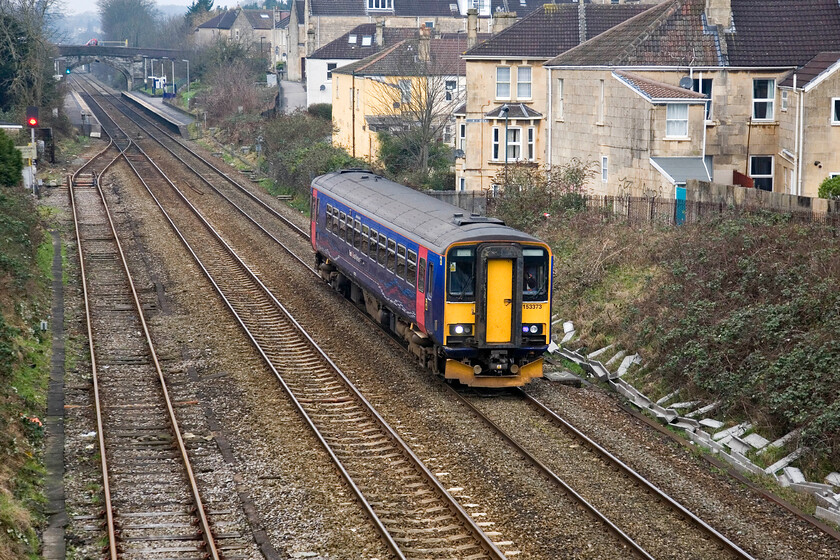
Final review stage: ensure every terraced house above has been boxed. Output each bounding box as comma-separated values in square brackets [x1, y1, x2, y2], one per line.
[456, 2, 649, 192]
[544, 0, 840, 198]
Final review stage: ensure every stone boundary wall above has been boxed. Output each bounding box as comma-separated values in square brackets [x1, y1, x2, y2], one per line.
[686, 179, 840, 216]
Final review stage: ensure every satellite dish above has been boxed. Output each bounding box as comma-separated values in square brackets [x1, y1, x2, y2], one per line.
[679, 76, 693, 89]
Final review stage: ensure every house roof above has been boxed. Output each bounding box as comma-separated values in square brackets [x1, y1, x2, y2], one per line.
[485, 103, 544, 119]
[546, 0, 840, 69]
[309, 24, 417, 60]
[333, 35, 469, 76]
[650, 156, 711, 185]
[242, 10, 276, 30]
[464, 2, 649, 59]
[614, 71, 707, 102]
[303, 0, 563, 18]
[779, 51, 840, 90]
[196, 10, 239, 30]
[453, 102, 466, 116]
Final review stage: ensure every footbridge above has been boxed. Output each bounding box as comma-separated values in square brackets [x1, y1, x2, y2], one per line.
[55, 45, 189, 90]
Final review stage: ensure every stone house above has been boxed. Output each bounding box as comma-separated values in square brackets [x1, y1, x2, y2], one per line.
[331, 28, 468, 163]
[544, 0, 840, 198]
[456, 2, 649, 192]
[193, 8, 287, 70]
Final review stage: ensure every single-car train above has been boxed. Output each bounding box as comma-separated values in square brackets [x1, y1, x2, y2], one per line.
[311, 169, 553, 388]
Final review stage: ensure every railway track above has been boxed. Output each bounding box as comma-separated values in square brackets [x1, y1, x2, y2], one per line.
[66, 76, 803, 559]
[457, 388, 757, 560]
[71, 152, 226, 559]
[72, 77, 516, 559]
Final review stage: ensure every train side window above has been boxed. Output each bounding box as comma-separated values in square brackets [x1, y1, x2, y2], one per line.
[339, 211, 347, 239]
[369, 229, 379, 259]
[361, 225, 370, 254]
[418, 257, 426, 293]
[407, 250, 417, 287]
[331, 207, 339, 235]
[397, 244, 407, 278]
[354, 219, 362, 249]
[377, 233, 387, 265]
[387, 239, 397, 272]
[326, 204, 333, 230]
[427, 262, 434, 297]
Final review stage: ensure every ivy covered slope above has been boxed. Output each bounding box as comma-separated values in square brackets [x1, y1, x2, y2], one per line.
[536, 210, 839, 480]
[0, 184, 50, 560]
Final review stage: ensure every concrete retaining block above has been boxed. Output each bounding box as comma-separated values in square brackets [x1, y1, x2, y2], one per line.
[816, 506, 840, 525]
[765, 448, 804, 475]
[587, 344, 613, 359]
[685, 401, 720, 418]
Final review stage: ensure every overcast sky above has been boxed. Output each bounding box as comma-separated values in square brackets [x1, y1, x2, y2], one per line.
[61, 0, 194, 16]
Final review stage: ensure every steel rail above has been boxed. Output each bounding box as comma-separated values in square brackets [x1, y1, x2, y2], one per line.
[69, 81, 221, 560]
[518, 389, 757, 559]
[81, 83, 508, 560]
[82, 75, 309, 240]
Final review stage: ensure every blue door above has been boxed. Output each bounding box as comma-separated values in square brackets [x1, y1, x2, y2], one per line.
[675, 186, 686, 225]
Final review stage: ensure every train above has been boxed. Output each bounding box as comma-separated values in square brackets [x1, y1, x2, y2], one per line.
[310, 169, 553, 388]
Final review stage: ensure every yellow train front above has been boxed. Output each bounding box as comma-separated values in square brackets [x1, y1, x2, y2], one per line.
[311, 170, 553, 388]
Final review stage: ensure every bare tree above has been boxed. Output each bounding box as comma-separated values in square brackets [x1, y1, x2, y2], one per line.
[0, 0, 60, 110]
[97, 0, 159, 47]
[362, 30, 464, 178]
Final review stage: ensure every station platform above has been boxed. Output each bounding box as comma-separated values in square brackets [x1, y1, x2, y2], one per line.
[121, 91, 194, 138]
[64, 90, 102, 138]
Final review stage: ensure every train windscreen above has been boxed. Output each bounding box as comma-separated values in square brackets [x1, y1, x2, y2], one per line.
[447, 247, 475, 302]
[523, 247, 549, 302]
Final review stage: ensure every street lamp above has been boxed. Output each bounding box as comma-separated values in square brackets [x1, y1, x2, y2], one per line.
[501, 104, 509, 186]
[182, 59, 190, 92]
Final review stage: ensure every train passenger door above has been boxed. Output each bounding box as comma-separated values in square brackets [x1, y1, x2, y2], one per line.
[476, 244, 522, 346]
[415, 248, 428, 331]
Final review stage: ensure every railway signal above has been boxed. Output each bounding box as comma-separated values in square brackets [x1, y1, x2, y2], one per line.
[26, 106, 38, 128]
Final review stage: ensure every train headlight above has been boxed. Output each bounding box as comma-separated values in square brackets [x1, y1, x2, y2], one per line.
[522, 324, 543, 335]
[449, 324, 473, 336]
[530, 324, 539, 334]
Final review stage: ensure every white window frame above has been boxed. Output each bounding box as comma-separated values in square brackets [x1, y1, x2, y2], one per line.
[367, 0, 393, 10]
[692, 77, 712, 120]
[492, 127, 501, 160]
[666, 103, 689, 138]
[752, 79, 775, 121]
[506, 127, 522, 161]
[458, 122, 466, 150]
[326, 62, 337, 80]
[749, 155, 774, 191]
[516, 66, 532, 99]
[496, 66, 511, 99]
[556, 78, 564, 121]
[348, 34, 357, 44]
[398, 79, 411, 104]
[601, 155, 608, 183]
[445, 79, 456, 101]
[598, 79, 605, 124]
[361, 35, 373, 46]
[526, 126, 535, 161]
[781, 90, 789, 112]
[459, 177, 466, 191]
[832, 98, 840, 125]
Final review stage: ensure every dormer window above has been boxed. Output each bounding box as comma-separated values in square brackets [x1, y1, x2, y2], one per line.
[260, 13, 269, 19]
[361, 35, 373, 46]
[368, 0, 393, 10]
[348, 34, 357, 44]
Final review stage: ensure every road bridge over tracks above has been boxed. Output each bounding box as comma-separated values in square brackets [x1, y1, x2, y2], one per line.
[55, 45, 189, 90]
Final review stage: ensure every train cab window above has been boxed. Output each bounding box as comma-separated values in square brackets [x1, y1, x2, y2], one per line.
[397, 244, 407, 278]
[418, 257, 427, 293]
[407, 250, 417, 287]
[387, 239, 397, 272]
[447, 247, 476, 302]
[523, 247, 549, 302]
[377, 233, 387, 265]
[361, 225, 370, 254]
[369, 229, 379, 259]
[354, 219, 362, 249]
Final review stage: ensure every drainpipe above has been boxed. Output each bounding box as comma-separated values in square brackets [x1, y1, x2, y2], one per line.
[547, 67, 552, 174]
[797, 78, 805, 196]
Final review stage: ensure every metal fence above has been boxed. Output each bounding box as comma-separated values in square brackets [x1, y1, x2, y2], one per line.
[486, 193, 840, 228]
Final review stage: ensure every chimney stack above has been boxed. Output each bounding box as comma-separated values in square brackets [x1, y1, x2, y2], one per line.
[467, 8, 478, 49]
[578, 0, 587, 45]
[491, 12, 516, 34]
[376, 18, 385, 47]
[705, 0, 732, 29]
[419, 25, 431, 62]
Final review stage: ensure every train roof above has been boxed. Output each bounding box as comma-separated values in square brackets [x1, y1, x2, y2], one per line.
[312, 170, 543, 253]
